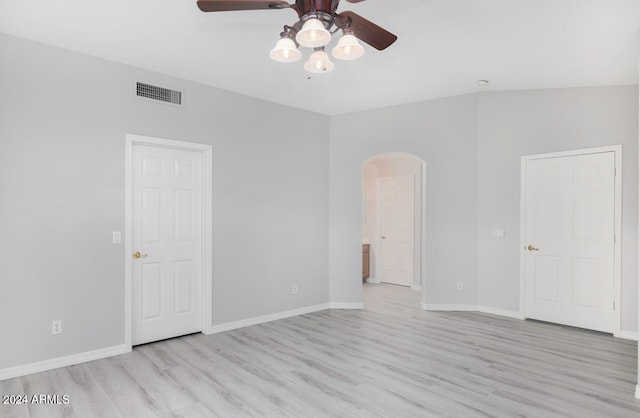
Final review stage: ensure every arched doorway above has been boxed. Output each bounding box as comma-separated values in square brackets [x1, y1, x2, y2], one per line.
[361, 152, 426, 294]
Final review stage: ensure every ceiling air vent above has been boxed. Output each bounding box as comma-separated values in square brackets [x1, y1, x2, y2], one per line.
[136, 82, 182, 106]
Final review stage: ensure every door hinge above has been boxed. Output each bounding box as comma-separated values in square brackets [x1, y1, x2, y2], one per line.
[613, 301, 615, 310]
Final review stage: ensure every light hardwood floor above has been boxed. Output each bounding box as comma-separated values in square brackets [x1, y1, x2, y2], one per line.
[1, 283, 639, 417]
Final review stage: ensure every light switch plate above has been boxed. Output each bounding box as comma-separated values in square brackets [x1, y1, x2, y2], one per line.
[492, 228, 505, 238]
[112, 231, 121, 244]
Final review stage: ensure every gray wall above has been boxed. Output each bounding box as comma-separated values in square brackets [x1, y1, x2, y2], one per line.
[1, 32, 637, 375]
[329, 95, 480, 305]
[636, 54, 639, 395]
[476, 87, 638, 332]
[0, 34, 330, 369]
[329, 86, 638, 334]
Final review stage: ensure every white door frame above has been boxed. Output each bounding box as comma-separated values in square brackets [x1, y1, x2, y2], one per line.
[361, 152, 426, 292]
[124, 134, 213, 349]
[519, 145, 622, 337]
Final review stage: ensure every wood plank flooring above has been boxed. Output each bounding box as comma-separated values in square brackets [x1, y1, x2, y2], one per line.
[1, 283, 639, 417]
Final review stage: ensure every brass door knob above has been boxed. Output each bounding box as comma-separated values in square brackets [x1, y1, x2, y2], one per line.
[132, 251, 148, 259]
[527, 245, 539, 251]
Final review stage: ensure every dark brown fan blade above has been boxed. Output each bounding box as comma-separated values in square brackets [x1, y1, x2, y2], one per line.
[197, 0, 290, 12]
[335, 10, 397, 50]
[344, 0, 368, 3]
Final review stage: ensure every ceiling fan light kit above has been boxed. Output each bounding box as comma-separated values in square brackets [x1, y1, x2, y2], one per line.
[296, 16, 332, 48]
[197, 0, 398, 75]
[269, 36, 302, 62]
[304, 48, 335, 73]
[331, 30, 364, 60]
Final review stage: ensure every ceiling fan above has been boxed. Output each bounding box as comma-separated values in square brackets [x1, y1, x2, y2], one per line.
[197, 0, 398, 74]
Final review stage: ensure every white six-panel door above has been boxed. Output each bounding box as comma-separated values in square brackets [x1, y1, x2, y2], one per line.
[132, 144, 204, 345]
[378, 176, 414, 287]
[524, 152, 615, 333]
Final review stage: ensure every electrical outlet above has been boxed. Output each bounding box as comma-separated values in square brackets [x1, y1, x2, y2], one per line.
[292, 285, 298, 295]
[457, 282, 464, 291]
[52, 320, 62, 335]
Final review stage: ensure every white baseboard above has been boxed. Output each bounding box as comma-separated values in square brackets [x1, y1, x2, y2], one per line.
[0, 344, 129, 381]
[421, 303, 479, 312]
[478, 305, 524, 320]
[618, 330, 639, 341]
[205, 303, 330, 335]
[2, 303, 354, 380]
[328, 303, 363, 309]
[636, 384, 640, 399]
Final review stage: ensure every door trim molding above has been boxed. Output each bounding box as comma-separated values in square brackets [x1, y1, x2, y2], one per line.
[519, 145, 622, 337]
[124, 134, 213, 349]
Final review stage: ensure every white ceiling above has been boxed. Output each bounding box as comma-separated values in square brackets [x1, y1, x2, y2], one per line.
[1, 0, 639, 115]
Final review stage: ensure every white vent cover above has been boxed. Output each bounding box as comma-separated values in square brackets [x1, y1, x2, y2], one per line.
[136, 82, 182, 106]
